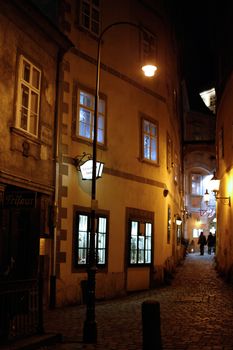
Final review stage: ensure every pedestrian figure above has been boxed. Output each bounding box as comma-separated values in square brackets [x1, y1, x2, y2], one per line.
[207, 232, 215, 255]
[198, 231, 207, 255]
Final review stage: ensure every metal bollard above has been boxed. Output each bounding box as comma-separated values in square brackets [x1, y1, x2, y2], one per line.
[141, 300, 162, 350]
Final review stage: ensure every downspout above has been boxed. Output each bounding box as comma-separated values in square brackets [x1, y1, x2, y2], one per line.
[49, 48, 65, 309]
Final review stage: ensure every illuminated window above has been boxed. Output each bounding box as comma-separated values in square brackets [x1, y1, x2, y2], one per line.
[77, 89, 105, 144]
[79, 0, 101, 36]
[192, 228, 202, 238]
[191, 174, 202, 195]
[176, 223, 182, 244]
[142, 117, 158, 163]
[16, 55, 41, 137]
[167, 206, 171, 244]
[174, 152, 179, 184]
[167, 133, 173, 171]
[74, 211, 108, 267]
[129, 220, 152, 265]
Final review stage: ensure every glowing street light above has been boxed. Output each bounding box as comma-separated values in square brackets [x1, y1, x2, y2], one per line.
[142, 64, 157, 77]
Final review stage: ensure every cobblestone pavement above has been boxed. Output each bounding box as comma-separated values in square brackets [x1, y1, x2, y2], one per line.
[42, 252, 233, 350]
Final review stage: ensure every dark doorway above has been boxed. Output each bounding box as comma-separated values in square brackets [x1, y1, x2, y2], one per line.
[0, 200, 42, 343]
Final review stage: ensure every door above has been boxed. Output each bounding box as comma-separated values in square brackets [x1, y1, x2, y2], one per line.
[0, 208, 41, 342]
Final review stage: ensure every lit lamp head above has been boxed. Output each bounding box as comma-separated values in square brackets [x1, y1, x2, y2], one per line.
[203, 189, 210, 204]
[210, 172, 220, 197]
[142, 63, 157, 77]
[175, 215, 182, 226]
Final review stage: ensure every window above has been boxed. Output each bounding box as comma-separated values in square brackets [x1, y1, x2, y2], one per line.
[129, 220, 152, 265]
[77, 89, 105, 145]
[142, 117, 158, 163]
[173, 152, 180, 185]
[16, 55, 41, 137]
[176, 224, 182, 244]
[192, 228, 202, 238]
[218, 127, 224, 159]
[191, 174, 202, 195]
[141, 28, 157, 65]
[79, 0, 101, 36]
[74, 211, 108, 267]
[167, 133, 173, 171]
[167, 206, 171, 244]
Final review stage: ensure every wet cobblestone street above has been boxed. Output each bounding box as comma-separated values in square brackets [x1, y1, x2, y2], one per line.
[43, 252, 233, 350]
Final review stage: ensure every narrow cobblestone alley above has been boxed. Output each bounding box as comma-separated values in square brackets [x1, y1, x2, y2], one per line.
[42, 252, 233, 350]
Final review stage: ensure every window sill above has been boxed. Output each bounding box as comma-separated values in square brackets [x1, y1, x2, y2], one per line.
[72, 265, 107, 273]
[71, 135, 107, 151]
[139, 157, 159, 167]
[128, 263, 152, 267]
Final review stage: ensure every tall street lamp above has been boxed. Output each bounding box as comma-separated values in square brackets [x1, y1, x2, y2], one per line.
[83, 21, 157, 343]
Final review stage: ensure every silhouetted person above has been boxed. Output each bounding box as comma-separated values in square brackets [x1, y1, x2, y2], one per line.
[198, 231, 207, 255]
[207, 232, 215, 255]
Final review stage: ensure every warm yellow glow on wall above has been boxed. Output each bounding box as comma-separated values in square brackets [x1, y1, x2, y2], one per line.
[196, 218, 201, 227]
[40, 238, 46, 255]
[226, 172, 233, 197]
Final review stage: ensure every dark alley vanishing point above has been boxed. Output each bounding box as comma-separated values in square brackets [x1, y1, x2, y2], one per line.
[37, 251, 233, 350]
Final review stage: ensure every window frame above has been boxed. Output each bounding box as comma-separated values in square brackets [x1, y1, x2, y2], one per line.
[127, 208, 154, 267]
[141, 114, 159, 165]
[173, 152, 179, 185]
[191, 174, 202, 195]
[73, 209, 109, 269]
[140, 27, 157, 67]
[166, 132, 173, 172]
[176, 223, 182, 245]
[192, 228, 202, 238]
[128, 220, 152, 266]
[167, 205, 171, 244]
[16, 55, 41, 137]
[76, 87, 106, 146]
[78, 0, 101, 36]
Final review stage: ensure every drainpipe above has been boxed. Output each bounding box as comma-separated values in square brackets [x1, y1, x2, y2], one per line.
[49, 49, 62, 309]
[49, 48, 65, 309]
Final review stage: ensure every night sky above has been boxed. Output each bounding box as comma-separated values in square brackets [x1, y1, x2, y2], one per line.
[173, 1, 217, 93]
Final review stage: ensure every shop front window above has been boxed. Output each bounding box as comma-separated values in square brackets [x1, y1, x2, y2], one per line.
[129, 220, 152, 265]
[74, 211, 108, 267]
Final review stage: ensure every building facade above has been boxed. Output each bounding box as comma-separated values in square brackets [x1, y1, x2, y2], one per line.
[215, 79, 233, 278]
[213, 3, 233, 280]
[53, 0, 184, 306]
[0, 0, 71, 342]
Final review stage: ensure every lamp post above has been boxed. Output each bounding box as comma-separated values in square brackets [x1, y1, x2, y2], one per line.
[83, 21, 157, 343]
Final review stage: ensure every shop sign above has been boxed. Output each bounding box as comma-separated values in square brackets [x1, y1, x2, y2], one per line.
[4, 192, 36, 208]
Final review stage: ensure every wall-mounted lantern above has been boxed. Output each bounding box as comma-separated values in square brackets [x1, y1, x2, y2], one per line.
[174, 214, 182, 226]
[203, 189, 210, 204]
[74, 152, 104, 181]
[80, 159, 104, 180]
[210, 172, 231, 206]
